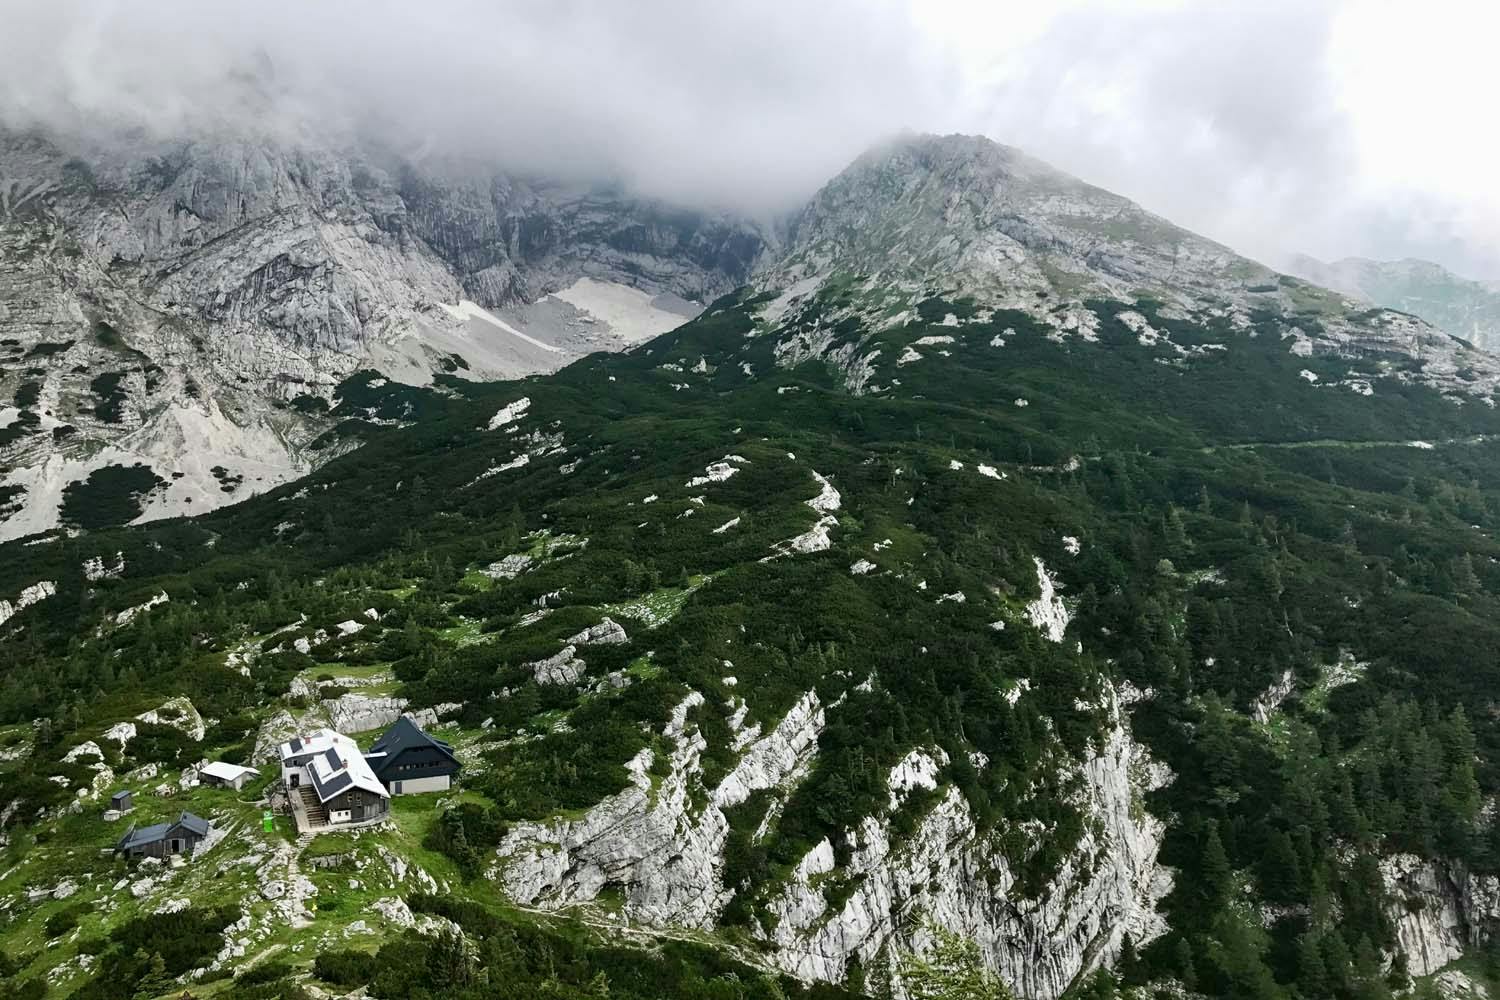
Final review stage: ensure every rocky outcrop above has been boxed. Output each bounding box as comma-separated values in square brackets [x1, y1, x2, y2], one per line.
[1380, 853, 1500, 976]
[323, 693, 407, 733]
[135, 696, 206, 741]
[527, 646, 587, 686]
[761, 689, 1171, 999]
[1250, 669, 1296, 724]
[495, 690, 824, 927]
[491, 681, 1169, 1000]
[1026, 558, 1071, 644]
[0, 580, 57, 627]
[565, 617, 628, 646]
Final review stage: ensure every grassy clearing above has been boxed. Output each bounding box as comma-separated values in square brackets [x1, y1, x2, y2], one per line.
[603, 574, 713, 628]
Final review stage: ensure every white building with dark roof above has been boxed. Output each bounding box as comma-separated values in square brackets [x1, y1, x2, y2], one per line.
[278, 729, 389, 828]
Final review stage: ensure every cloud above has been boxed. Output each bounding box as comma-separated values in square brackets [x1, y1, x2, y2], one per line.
[0, 0, 1494, 276]
[0, 0, 957, 214]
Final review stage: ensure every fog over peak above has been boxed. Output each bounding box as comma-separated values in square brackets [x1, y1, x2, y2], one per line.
[1, 0, 1496, 277]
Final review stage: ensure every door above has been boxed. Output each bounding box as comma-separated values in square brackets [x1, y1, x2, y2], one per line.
[393, 780, 402, 795]
[289, 772, 299, 788]
[169, 838, 182, 854]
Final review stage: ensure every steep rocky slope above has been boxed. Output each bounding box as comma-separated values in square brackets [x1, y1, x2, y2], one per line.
[757, 135, 1500, 408]
[0, 125, 768, 540]
[1289, 253, 1500, 351]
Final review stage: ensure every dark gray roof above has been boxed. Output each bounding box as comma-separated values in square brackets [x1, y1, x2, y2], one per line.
[109, 790, 132, 805]
[115, 811, 209, 851]
[117, 821, 168, 852]
[366, 716, 457, 778]
[175, 812, 211, 837]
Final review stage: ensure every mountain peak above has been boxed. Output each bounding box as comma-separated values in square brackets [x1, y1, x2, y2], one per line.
[760, 131, 1269, 332]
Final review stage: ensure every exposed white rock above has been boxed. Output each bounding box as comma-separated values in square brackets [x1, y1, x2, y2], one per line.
[528, 646, 587, 685]
[83, 552, 126, 582]
[1025, 558, 1071, 643]
[114, 591, 168, 627]
[103, 722, 136, 748]
[850, 559, 877, 575]
[62, 740, 104, 764]
[760, 685, 1172, 1000]
[484, 554, 533, 579]
[372, 897, 416, 929]
[496, 690, 825, 929]
[487, 397, 532, 430]
[335, 620, 365, 637]
[1250, 669, 1296, 724]
[887, 747, 949, 810]
[1433, 970, 1490, 1000]
[687, 456, 748, 488]
[1062, 535, 1081, 556]
[0, 580, 58, 628]
[712, 517, 741, 534]
[135, 697, 206, 741]
[1380, 854, 1500, 977]
[770, 472, 843, 557]
[977, 464, 1004, 480]
[565, 618, 628, 646]
[323, 693, 408, 733]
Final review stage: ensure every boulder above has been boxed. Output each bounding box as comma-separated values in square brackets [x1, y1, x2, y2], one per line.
[324, 693, 408, 733]
[527, 645, 586, 685]
[565, 617, 629, 646]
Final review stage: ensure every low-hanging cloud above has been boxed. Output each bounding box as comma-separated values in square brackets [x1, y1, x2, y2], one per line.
[0, 0, 1495, 278]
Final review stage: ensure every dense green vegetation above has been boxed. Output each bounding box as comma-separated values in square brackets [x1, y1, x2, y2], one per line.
[308, 894, 859, 1000]
[5, 285, 1500, 996]
[57, 463, 166, 530]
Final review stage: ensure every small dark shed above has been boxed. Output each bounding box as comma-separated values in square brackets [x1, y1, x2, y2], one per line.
[115, 811, 210, 859]
[109, 790, 134, 812]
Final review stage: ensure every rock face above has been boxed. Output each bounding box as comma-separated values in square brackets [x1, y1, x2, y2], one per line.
[492, 685, 1170, 999]
[0, 124, 770, 540]
[323, 693, 407, 734]
[1380, 854, 1500, 976]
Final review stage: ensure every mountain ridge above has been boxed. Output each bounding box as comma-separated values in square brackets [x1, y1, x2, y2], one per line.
[1288, 251, 1500, 351]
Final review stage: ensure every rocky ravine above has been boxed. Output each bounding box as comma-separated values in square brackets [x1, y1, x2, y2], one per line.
[0, 124, 770, 540]
[492, 683, 1171, 999]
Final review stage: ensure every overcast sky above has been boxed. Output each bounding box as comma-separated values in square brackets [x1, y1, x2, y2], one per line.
[2, 0, 1497, 278]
